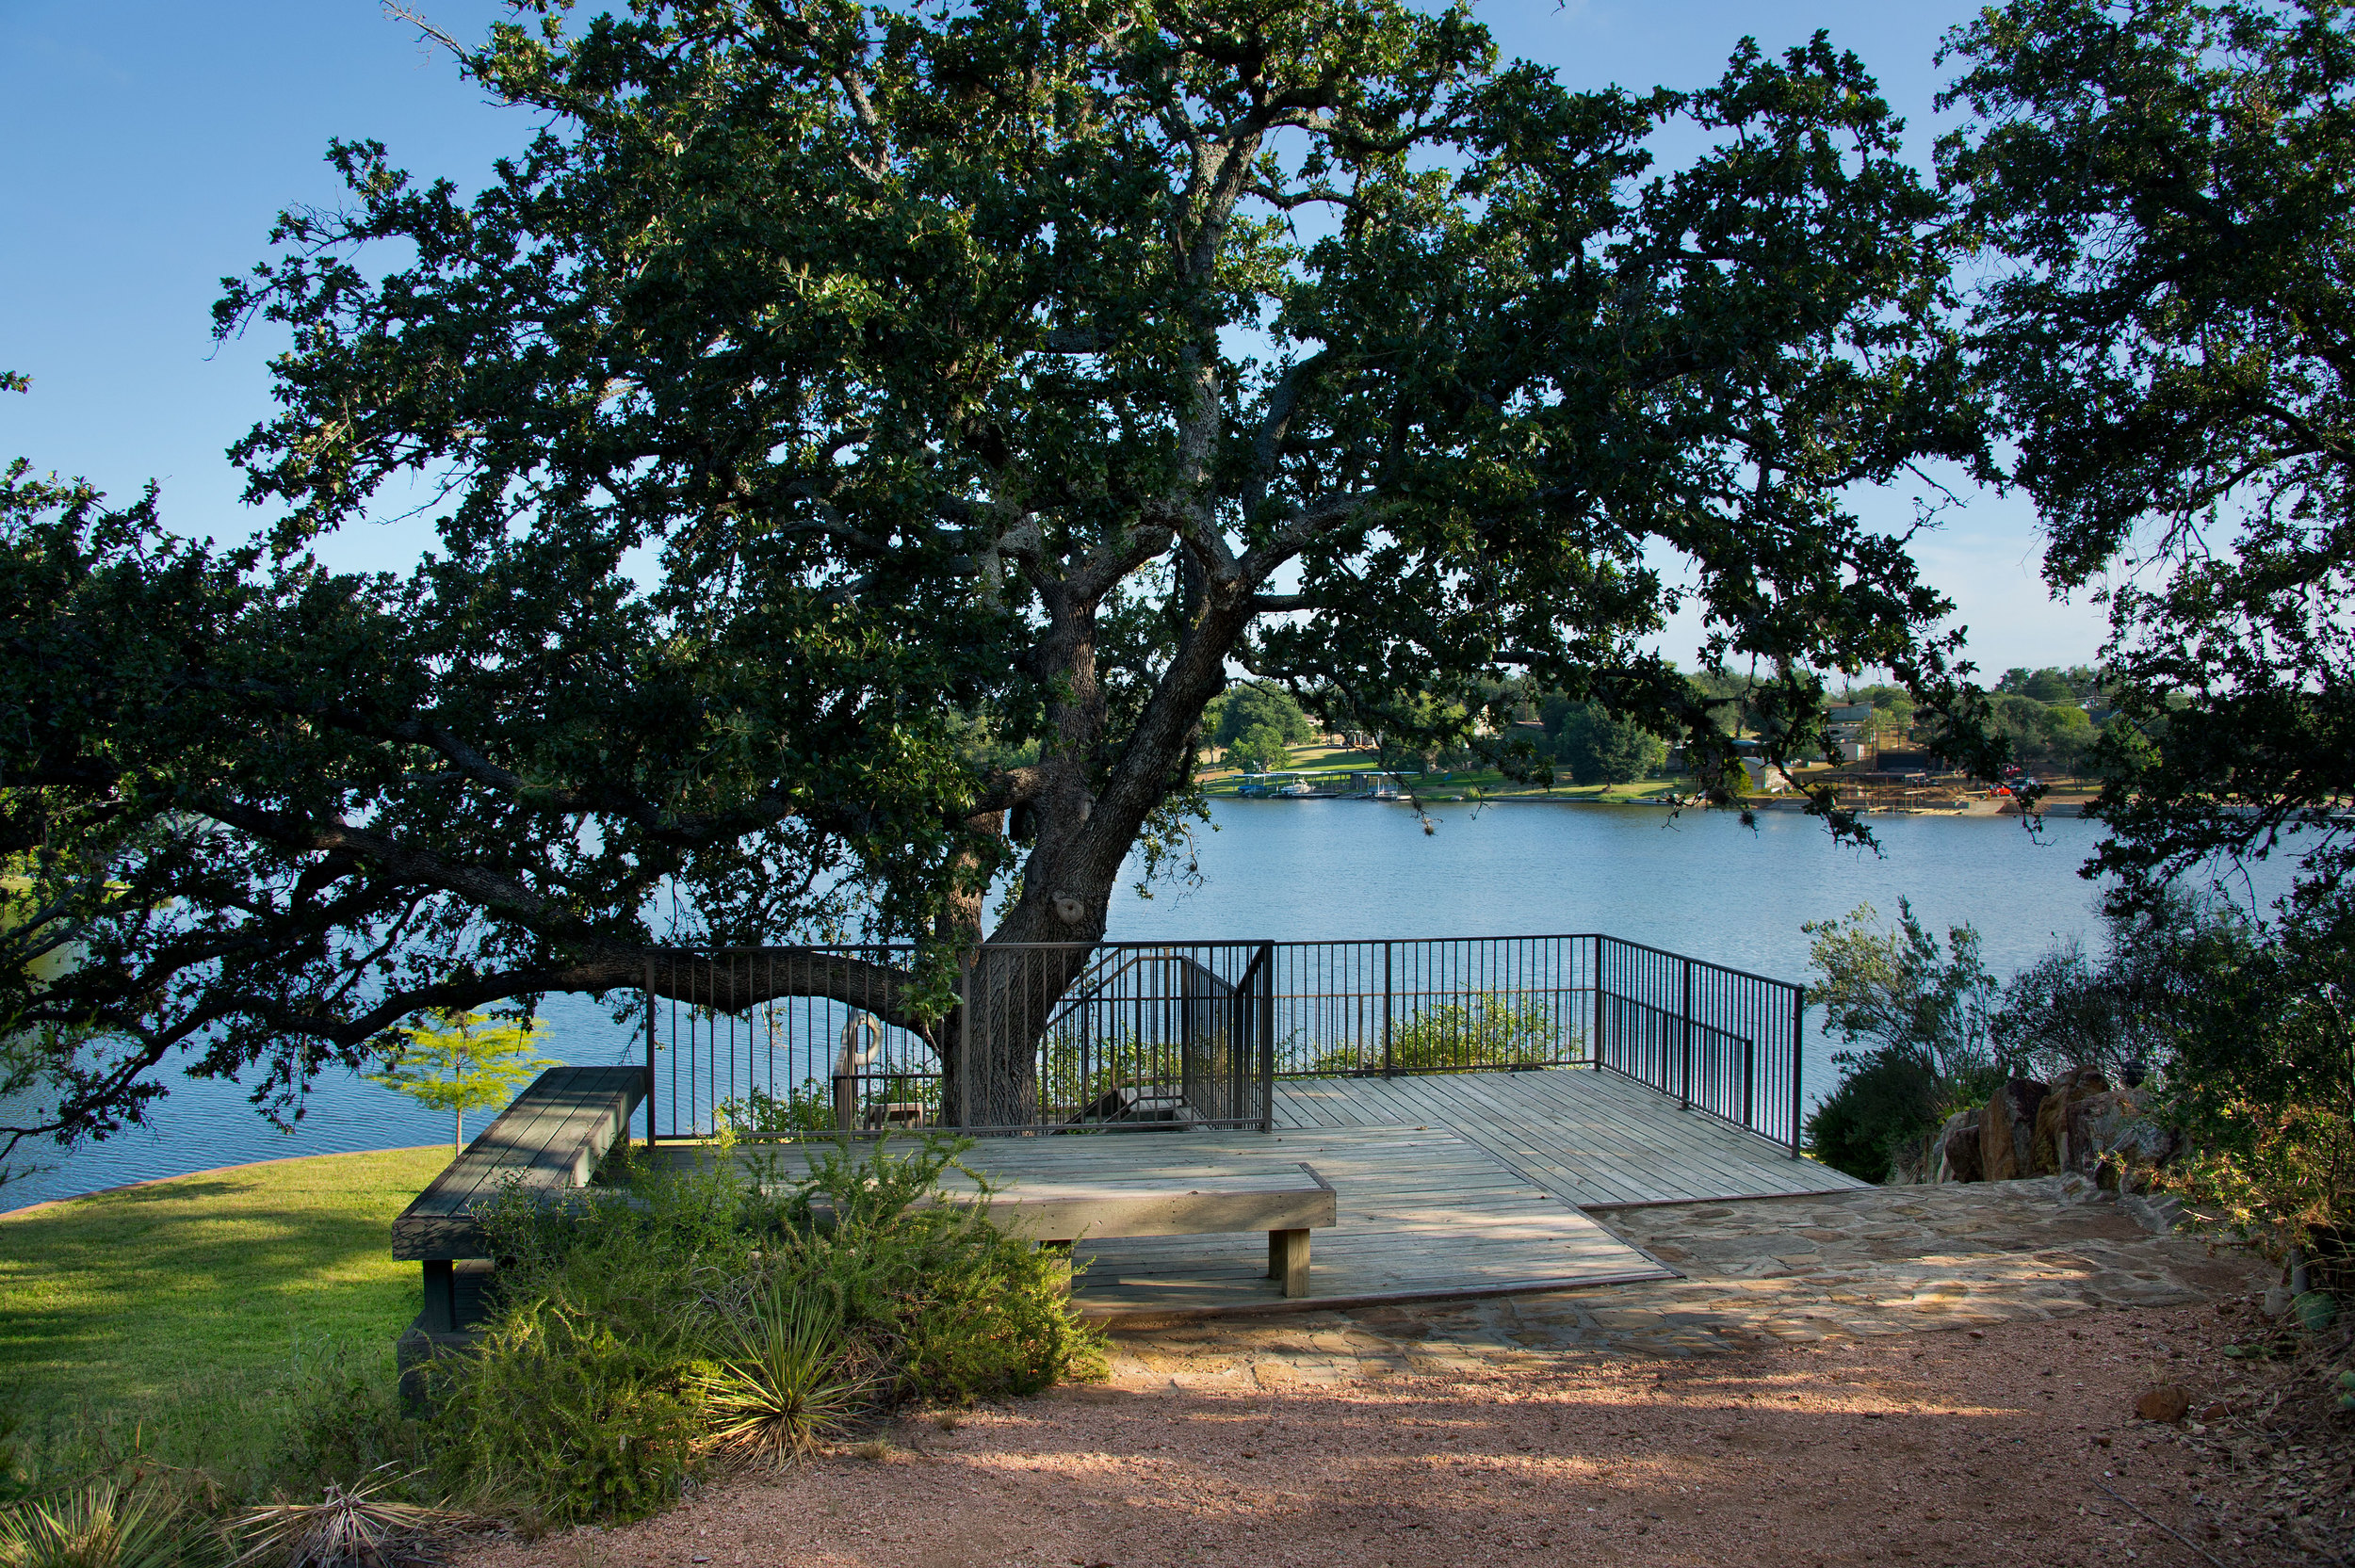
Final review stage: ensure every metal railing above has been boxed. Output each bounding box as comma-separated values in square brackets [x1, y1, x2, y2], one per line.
[641, 934, 1804, 1154]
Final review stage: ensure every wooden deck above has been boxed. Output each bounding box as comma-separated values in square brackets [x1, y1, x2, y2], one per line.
[642, 1066, 1862, 1322]
[669, 1124, 1674, 1322]
[1276, 1066, 1866, 1208]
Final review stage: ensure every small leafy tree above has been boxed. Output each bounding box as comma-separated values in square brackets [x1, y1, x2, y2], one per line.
[1226, 725, 1292, 776]
[1543, 699, 1665, 785]
[370, 1010, 560, 1152]
[1802, 900, 2003, 1181]
[1212, 683, 1318, 752]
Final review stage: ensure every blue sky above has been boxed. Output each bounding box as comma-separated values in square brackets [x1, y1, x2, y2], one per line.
[0, 0, 2110, 672]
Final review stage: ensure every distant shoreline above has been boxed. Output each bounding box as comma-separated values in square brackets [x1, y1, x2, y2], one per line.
[1204, 791, 2102, 817]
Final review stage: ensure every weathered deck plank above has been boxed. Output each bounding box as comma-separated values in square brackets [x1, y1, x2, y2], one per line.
[1267, 1066, 1863, 1207]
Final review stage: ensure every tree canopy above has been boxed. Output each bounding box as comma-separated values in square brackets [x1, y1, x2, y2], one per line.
[1941, 0, 2355, 924]
[0, 0, 2000, 1152]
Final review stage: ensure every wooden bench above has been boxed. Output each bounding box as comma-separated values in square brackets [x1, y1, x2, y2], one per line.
[810, 1162, 1338, 1297]
[392, 1064, 646, 1352]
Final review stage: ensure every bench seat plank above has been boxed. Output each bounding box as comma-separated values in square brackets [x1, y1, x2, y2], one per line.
[870, 1167, 1336, 1242]
[393, 1065, 646, 1261]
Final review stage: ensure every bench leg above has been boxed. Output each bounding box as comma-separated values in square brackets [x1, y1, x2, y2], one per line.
[421, 1259, 457, 1335]
[1268, 1228, 1311, 1298]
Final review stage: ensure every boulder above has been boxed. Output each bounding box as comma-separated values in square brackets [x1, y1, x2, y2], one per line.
[2120, 1191, 2185, 1233]
[2031, 1065, 2109, 1174]
[2064, 1090, 2139, 1175]
[1978, 1078, 2049, 1182]
[1935, 1109, 1983, 1183]
[2064, 1090, 2181, 1188]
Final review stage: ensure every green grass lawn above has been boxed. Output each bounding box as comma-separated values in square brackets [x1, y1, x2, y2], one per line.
[1, 1147, 445, 1487]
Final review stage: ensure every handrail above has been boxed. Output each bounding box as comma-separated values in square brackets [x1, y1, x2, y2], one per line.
[643, 933, 1807, 1156]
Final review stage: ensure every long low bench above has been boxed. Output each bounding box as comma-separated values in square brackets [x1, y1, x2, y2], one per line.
[392, 1064, 647, 1361]
[808, 1163, 1338, 1296]
[393, 1067, 1340, 1393]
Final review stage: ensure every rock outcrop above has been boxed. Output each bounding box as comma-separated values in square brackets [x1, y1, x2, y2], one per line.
[1978, 1078, 2049, 1182]
[2030, 1065, 2109, 1175]
[1935, 1109, 1982, 1183]
[1920, 1070, 2184, 1190]
[2062, 1090, 2181, 1190]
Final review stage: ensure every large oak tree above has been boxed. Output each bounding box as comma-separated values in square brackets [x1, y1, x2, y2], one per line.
[1, 0, 1995, 1154]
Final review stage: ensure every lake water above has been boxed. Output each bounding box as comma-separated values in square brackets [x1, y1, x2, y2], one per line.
[1, 801, 2136, 1210]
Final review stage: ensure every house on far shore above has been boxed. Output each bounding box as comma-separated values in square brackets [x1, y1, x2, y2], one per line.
[1826, 702, 1876, 764]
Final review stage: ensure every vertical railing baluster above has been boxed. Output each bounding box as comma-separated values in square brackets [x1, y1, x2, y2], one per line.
[1592, 934, 1604, 1073]
[644, 955, 658, 1146]
[1381, 941, 1394, 1077]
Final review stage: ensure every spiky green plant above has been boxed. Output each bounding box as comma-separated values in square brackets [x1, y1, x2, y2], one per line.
[691, 1284, 866, 1465]
[226, 1468, 447, 1568]
[0, 1479, 204, 1568]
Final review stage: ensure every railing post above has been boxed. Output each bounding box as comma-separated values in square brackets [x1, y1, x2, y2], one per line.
[1743, 1032, 1755, 1130]
[1259, 941, 1276, 1131]
[644, 956, 658, 1146]
[955, 952, 972, 1131]
[1679, 957, 1694, 1109]
[1381, 941, 1394, 1077]
[1591, 934, 1604, 1072]
[1790, 981, 1805, 1159]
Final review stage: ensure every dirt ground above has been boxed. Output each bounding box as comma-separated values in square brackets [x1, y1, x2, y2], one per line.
[456, 1185, 2353, 1568]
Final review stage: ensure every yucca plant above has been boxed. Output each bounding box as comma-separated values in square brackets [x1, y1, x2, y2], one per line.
[692, 1283, 866, 1465]
[0, 1478, 203, 1568]
[227, 1469, 447, 1568]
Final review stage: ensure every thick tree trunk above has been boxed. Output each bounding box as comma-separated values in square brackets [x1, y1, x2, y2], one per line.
[653, 566, 1254, 1131]
[933, 571, 1252, 1126]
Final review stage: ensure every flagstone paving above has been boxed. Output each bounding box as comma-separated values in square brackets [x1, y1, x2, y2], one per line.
[1102, 1176, 2270, 1387]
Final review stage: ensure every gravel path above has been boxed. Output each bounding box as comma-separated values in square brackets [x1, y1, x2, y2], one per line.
[456, 1180, 2345, 1568]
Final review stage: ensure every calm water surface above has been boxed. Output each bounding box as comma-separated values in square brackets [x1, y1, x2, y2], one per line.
[3, 802, 2125, 1210]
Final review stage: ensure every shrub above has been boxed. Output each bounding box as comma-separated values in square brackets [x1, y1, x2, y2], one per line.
[720, 1076, 941, 1140]
[434, 1138, 1101, 1523]
[0, 1479, 212, 1568]
[1307, 994, 1567, 1075]
[1802, 1052, 1997, 1184]
[1993, 889, 2251, 1081]
[776, 1140, 1104, 1402]
[1801, 901, 2002, 1183]
[721, 1080, 847, 1138]
[268, 1365, 420, 1497]
[427, 1302, 702, 1527]
[2152, 897, 2355, 1271]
